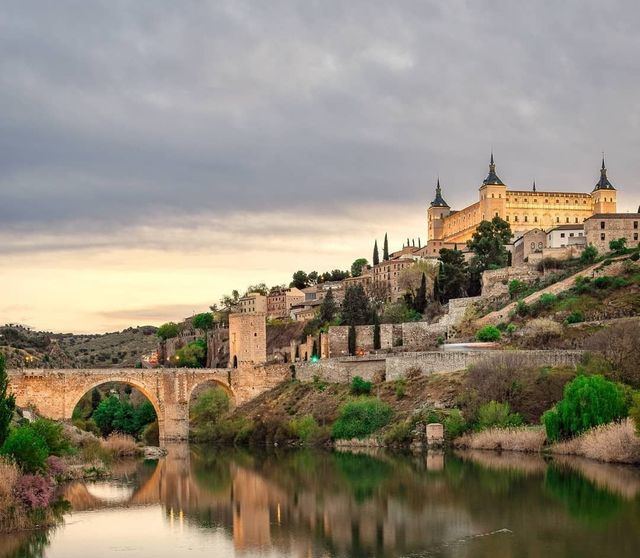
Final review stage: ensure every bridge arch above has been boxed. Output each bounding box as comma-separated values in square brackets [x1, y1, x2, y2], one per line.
[68, 377, 165, 444]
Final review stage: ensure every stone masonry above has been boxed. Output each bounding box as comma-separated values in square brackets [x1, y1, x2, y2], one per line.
[228, 312, 267, 367]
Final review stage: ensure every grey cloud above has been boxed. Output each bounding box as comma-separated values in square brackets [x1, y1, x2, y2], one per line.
[1, 0, 639, 239]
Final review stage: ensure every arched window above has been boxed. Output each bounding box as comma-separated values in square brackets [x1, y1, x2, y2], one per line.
[530, 242, 535, 249]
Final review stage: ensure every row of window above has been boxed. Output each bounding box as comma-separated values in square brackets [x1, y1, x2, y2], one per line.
[506, 215, 584, 224]
[601, 233, 639, 241]
[600, 221, 639, 229]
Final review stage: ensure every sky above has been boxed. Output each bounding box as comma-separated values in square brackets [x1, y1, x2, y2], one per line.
[1, 0, 639, 334]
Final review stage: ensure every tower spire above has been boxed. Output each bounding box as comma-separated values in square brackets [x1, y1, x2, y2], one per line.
[483, 151, 504, 185]
[594, 153, 615, 191]
[430, 177, 449, 207]
[532, 179, 536, 193]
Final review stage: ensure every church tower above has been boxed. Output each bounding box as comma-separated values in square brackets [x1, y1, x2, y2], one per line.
[427, 178, 450, 241]
[478, 152, 507, 221]
[591, 156, 617, 214]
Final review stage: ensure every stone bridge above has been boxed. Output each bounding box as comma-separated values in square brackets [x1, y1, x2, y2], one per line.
[8, 365, 290, 445]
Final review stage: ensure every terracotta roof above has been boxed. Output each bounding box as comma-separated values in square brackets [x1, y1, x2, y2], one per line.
[586, 213, 640, 220]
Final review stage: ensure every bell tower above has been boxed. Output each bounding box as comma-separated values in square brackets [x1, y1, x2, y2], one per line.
[478, 152, 507, 221]
[591, 156, 617, 214]
[427, 178, 450, 241]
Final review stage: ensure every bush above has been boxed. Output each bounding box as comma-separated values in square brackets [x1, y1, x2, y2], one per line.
[476, 401, 523, 430]
[475, 325, 501, 342]
[14, 474, 55, 510]
[539, 293, 557, 308]
[46, 455, 67, 479]
[443, 409, 468, 439]
[175, 339, 207, 368]
[101, 433, 140, 457]
[609, 238, 627, 253]
[350, 376, 372, 396]
[1, 426, 49, 473]
[29, 419, 72, 456]
[506, 323, 517, 335]
[543, 375, 629, 442]
[580, 244, 598, 264]
[515, 300, 529, 317]
[508, 279, 527, 299]
[157, 322, 180, 340]
[289, 415, 321, 444]
[565, 311, 584, 324]
[393, 378, 406, 399]
[332, 398, 392, 440]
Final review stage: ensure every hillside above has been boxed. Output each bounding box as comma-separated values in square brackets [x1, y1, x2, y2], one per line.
[0, 325, 158, 369]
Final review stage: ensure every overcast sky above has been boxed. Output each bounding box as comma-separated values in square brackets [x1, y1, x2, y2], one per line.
[1, 0, 639, 333]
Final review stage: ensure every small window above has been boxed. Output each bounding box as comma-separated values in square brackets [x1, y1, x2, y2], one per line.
[634, 233, 638, 241]
[601, 233, 606, 241]
[514, 216, 519, 222]
[556, 217, 560, 223]
[524, 216, 528, 222]
[534, 216, 538, 222]
[545, 199, 549, 203]
[600, 221, 605, 229]
[560, 233, 565, 238]
[575, 217, 579, 223]
[538, 242, 543, 249]
[570, 233, 574, 237]
[530, 242, 535, 249]
[506, 215, 510, 222]
[634, 221, 638, 229]
[566, 217, 570, 223]
[556, 199, 560, 204]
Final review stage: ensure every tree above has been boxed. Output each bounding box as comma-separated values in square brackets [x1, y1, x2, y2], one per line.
[609, 238, 627, 253]
[373, 314, 381, 350]
[351, 258, 368, 278]
[91, 388, 102, 411]
[373, 240, 380, 266]
[398, 261, 437, 301]
[348, 325, 356, 356]
[580, 243, 598, 264]
[192, 312, 214, 332]
[414, 273, 427, 313]
[437, 249, 469, 302]
[92, 395, 122, 436]
[319, 288, 338, 323]
[467, 216, 512, 271]
[341, 285, 371, 326]
[174, 339, 207, 368]
[0, 354, 16, 446]
[290, 270, 309, 289]
[307, 271, 319, 285]
[245, 283, 269, 296]
[383, 233, 389, 261]
[381, 301, 421, 324]
[543, 375, 628, 441]
[157, 322, 180, 340]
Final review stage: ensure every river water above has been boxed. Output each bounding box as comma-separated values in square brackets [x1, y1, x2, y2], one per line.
[2, 445, 639, 557]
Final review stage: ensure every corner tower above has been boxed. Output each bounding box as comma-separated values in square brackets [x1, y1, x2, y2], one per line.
[478, 152, 507, 221]
[427, 178, 450, 241]
[591, 156, 617, 214]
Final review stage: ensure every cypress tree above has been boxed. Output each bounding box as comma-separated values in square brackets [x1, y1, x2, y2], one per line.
[383, 233, 389, 260]
[373, 240, 380, 266]
[373, 314, 381, 350]
[0, 354, 15, 446]
[414, 273, 427, 313]
[434, 264, 442, 304]
[348, 325, 357, 356]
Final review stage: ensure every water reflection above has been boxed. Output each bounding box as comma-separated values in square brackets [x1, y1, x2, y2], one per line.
[3, 445, 640, 558]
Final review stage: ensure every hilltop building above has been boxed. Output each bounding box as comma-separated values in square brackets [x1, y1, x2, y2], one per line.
[425, 155, 617, 255]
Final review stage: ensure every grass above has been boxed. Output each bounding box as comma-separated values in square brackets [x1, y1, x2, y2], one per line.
[454, 426, 546, 453]
[549, 419, 640, 464]
[101, 433, 142, 457]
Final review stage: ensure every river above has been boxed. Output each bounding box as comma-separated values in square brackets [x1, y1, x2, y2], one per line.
[2, 445, 639, 557]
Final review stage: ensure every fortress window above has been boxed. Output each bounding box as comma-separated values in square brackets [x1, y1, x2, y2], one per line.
[556, 217, 560, 223]
[538, 242, 543, 249]
[565, 199, 569, 204]
[492, 193, 495, 198]
[556, 200, 559, 204]
[566, 217, 570, 223]
[600, 221, 605, 229]
[634, 221, 638, 229]
[545, 199, 549, 203]
[514, 216, 518, 222]
[534, 216, 538, 222]
[601, 233, 606, 241]
[531, 242, 535, 249]
[524, 199, 528, 203]
[575, 217, 579, 223]
[495, 212, 499, 217]
[506, 216, 510, 221]
[524, 216, 528, 222]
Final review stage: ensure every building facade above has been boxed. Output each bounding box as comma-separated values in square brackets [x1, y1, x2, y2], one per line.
[426, 155, 618, 250]
[266, 287, 305, 319]
[237, 292, 267, 314]
[584, 213, 640, 253]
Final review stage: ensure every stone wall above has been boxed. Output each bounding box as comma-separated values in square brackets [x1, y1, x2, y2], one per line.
[385, 349, 583, 381]
[295, 349, 584, 384]
[295, 357, 386, 383]
[481, 267, 541, 298]
[401, 322, 448, 350]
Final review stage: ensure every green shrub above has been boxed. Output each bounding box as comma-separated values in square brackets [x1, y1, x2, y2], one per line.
[350, 376, 372, 396]
[593, 276, 613, 289]
[157, 322, 180, 340]
[174, 339, 207, 368]
[383, 419, 414, 446]
[475, 325, 501, 342]
[393, 378, 406, 399]
[515, 300, 529, 317]
[565, 311, 584, 324]
[542, 375, 629, 442]
[332, 398, 392, 440]
[509, 279, 527, 299]
[630, 252, 639, 262]
[506, 323, 517, 335]
[29, 418, 72, 456]
[580, 244, 598, 264]
[609, 238, 627, 253]
[443, 409, 468, 439]
[1, 426, 49, 473]
[539, 293, 557, 308]
[476, 401, 523, 430]
[288, 415, 320, 444]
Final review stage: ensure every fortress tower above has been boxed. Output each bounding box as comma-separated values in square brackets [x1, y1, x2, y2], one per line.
[591, 156, 617, 214]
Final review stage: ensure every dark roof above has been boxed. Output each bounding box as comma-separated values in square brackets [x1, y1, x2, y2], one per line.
[430, 178, 449, 207]
[547, 224, 585, 233]
[482, 152, 504, 186]
[586, 213, 640, 220]
[593, 156, 615, 191]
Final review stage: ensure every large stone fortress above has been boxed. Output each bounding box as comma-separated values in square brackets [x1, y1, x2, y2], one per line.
[426, 154, 617, 253]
